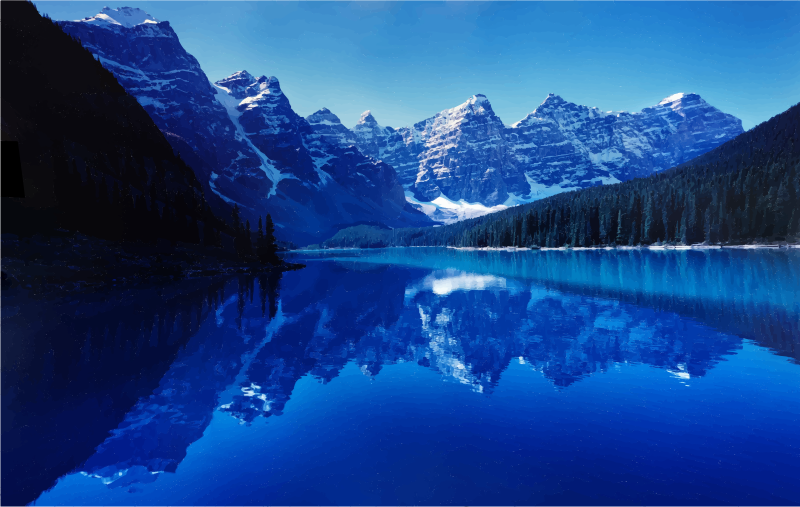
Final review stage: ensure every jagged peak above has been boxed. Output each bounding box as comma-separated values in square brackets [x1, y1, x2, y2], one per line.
[228, 70, 254, 81]
[657, 92, 704, 107]
[659, 92, 687, 105]
[510, 94, 585, 127]
[539, 93, 566, 107]
[307, 108, 342, 125]
[252, 75, 281, 92]
[74, 6, 160, 28]
[438, 94, 494, 119]
[213, 71, 258, 98]
[358, 110, 378, 125]
[215, 70, 255, 86]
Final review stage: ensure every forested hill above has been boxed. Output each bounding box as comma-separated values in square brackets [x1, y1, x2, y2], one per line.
[1, 1, 231, 246]
[324, 101, 800, 249]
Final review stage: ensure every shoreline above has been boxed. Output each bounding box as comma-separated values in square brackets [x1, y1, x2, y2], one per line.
[294, 242, 800, 253]
[1, 232, 304, 295]
[448, 243, 800, 252]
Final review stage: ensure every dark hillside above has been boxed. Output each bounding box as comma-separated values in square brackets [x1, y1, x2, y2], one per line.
[1, 1, 229, 245]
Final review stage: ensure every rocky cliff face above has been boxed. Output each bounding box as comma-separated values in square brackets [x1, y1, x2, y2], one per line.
[303, 110, 406, 217]
[352, 92, 743, 222]
[59, 8, 430, 244]
[508, 92, 744, 190]
[60, 8, 240, 172]
[211, 71, 426, 244]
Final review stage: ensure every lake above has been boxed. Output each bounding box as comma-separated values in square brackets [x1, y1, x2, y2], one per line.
[3, 248, 800, 505]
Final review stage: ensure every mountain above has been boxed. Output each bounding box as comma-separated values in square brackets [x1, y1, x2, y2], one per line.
[507, 92, 744, 187]
[332, 101, 800, 248]
[57, 6, 743, 233]
[55, 8, 262, 215]
[59, 8, 431, 245]
[352, 92, 743, 223]
[1, 1, 222, 245]
[210, 71, 431, 244]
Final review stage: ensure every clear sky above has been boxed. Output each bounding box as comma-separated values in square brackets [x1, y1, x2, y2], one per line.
[37, 1, 800, 130]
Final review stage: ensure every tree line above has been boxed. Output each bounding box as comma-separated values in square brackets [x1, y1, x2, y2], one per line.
[229, 204, 281, 265]
[49, 143, 281, 265]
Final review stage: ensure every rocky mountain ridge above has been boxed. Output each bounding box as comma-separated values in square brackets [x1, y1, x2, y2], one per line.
[351, 92, 743, 222]
[59, 8, 430, 244]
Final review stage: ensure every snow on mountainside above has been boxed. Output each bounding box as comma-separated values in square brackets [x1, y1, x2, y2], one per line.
[59, 8, 431, 244]
[352, 92, 743, 223]
[74, 6, 159, 28]
[59, 7, 270, 217]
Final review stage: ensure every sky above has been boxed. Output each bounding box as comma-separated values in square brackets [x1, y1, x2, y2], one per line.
[37, 1, 800, 131]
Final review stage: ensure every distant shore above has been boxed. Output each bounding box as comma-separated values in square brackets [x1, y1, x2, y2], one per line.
[294, 242, 800, 253]
[448, 243, 800, 252]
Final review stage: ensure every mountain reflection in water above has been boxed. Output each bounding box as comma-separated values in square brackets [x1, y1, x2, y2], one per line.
[4, 248, 799, 505]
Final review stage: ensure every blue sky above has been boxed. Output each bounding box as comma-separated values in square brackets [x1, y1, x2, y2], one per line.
[38, 1, 800, 130]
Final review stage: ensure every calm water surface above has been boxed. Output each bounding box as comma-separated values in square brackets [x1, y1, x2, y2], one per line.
[3, 248, 800, 505]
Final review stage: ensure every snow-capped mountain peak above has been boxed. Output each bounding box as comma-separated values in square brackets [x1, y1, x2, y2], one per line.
[76, 6, 159, 28]
[214, 73, 283, 102]
[214, 70, 257, 99]
[463, 94, 493, 115]
[307, 108, 343, 125]
[651, 92, 709, 119]
[252, 75, 282, 95]
[358, 110, 379, 125]
[658, 92, 689, 106]
[351, 110, 392, 160]
[440, 94, 497, 124]
[533, 93, 569, 112]
[237, 76, 286, 111]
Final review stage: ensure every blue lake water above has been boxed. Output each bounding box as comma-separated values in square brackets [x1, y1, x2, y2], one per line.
[3, 248, 800, 505]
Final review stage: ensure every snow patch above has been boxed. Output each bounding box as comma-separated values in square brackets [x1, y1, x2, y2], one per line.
[77, 6, 159, 28]
[212, 81, 295, 197]
[405, 191, 508, 224]
[658, 93, 687, 105]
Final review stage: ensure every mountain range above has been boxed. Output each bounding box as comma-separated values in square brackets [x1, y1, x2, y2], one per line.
[351, 92, 743, 222]
[59, 6, 744, 242]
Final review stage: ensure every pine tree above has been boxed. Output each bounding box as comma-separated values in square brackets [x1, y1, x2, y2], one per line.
[615, 210, 624, 246]
[661, 200, 671, 242]
[259, 214, 281, 265]
[598, 208, 607, 244]
[687, 195, 699, 245]
[245, 219, 253, 255]
[231, 203, 241, 233]
[643, 194, 655, 244]
[256, 216, 266, 264]
[775, 181, 792, 236]
[230, 203, 245, 257]
[680, 211, 688, 245]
